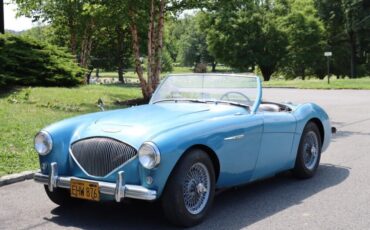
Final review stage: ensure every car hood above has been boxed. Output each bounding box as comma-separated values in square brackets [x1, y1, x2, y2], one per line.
[70, 103, 246, 149]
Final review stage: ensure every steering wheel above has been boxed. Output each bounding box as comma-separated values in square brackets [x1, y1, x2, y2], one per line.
[220, 91, 251, 104]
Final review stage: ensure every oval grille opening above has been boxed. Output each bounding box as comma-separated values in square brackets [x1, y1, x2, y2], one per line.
[71, 137, 137, 177]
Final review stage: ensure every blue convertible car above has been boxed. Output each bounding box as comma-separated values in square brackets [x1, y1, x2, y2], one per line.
[34, 74, 333, 226]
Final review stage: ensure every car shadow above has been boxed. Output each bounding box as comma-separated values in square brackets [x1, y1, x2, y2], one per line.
[45, 164, 349, 229]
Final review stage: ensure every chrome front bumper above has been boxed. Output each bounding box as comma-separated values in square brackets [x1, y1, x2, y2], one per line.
[34, 162, 157, 202]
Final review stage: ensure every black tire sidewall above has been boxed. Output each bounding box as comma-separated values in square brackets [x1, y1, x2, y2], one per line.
[161, 149, 216, 227]
[294, 122, 322, 178]
[44, 185, 83, 206]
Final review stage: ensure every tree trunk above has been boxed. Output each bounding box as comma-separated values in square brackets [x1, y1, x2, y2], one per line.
[302, 68, 305, 80]
[0, 0, 4, 34]
[116, 25, 126, 83]
[69, 24, 77, 56]
[147, 0, 156, 87]
[153, 0, 165, 90]
[130, 20, 151, 100]
[80, 19, 94, 84]
[211, 62, 217, 72]
[259, 65, 274, 81]
[86, 68, 93, 84]
[349, 31, 357, 78]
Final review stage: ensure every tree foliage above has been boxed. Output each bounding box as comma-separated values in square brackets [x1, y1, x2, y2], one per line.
[315, 0, 370, 78]
[170, 13, 216, 69]
[204, 0, 288, 81]
[12, 0, 370, 93]
[280, 0, 326, 79]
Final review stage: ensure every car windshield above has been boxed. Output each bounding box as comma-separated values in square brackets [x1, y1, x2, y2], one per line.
[150, 74, 260, 110]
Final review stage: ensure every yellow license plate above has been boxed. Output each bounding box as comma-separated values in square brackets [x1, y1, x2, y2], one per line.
[70, 179, 100, 201]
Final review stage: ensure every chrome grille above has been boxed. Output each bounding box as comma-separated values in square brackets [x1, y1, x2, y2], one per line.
[70, 137, 137, 177]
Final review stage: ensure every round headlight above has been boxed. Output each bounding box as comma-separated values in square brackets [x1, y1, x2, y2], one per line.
[138, 142, 160, 169]
[34, 131, 53, 155]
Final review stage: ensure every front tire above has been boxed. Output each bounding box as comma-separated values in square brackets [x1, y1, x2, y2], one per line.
[162, 149, 216, 227]
[44, 185, 82, 206]
[293, 122, 322, 179]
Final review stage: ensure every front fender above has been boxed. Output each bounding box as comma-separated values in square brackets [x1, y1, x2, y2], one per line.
[293, 103, 332, 153]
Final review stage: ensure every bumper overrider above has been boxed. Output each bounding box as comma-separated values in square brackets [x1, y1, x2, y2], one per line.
[34, 162, 157, 202]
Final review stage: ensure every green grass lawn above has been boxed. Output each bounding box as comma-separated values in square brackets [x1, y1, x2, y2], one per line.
[0, 85, 141, 177]
[264, 77, 370, 89]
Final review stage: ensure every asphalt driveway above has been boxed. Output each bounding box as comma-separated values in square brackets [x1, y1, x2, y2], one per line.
[1, 88, 369, 230]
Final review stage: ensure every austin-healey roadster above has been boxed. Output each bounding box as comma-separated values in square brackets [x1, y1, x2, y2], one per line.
[34, 74, 333, 227]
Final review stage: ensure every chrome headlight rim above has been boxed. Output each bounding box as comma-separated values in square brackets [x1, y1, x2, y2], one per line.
[34, 130, 53, 156]
[138, 142, 161, 169]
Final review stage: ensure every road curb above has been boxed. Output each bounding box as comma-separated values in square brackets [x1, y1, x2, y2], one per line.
[0, 170, 39, 187]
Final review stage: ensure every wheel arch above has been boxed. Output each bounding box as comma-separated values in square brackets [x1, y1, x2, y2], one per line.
[307, 118, 325, 146]
[162, 144, 221, 192]
[186, 144, 220, 182]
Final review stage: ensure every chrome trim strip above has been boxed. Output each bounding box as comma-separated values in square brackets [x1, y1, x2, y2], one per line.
[34, 163, 157, 201]
[224, 134, 245, 141]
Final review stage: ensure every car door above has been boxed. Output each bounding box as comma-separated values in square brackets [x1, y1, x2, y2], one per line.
[250, 112, 297, 181]
[216, 113, 264, 187]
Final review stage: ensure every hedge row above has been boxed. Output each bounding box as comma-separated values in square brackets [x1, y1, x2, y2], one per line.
[0, 34, 84, 87]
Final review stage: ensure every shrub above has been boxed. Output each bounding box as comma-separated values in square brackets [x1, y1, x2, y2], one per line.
[0, 34, 84, 87]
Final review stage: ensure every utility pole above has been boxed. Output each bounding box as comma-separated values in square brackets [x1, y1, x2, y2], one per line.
[0, 0, 4, 34]
[324, 52, 332, 84]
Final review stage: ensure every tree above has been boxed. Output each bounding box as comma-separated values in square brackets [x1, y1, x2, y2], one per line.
[173, 13, 216, 70]
[126, 0, 203, 99]
[1, 0, 4, 34]
[90, 24, 132, 83]
[280, 0, 326, 80]
[204, 0, 287, 81]
[15, 0, 110, 83]
[315, 0, 370, 78]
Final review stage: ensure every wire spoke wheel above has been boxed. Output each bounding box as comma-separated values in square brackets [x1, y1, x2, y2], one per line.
[162, 149, 215, 227]
[303, 131, 319, 170]
[182, 162, 211, 215]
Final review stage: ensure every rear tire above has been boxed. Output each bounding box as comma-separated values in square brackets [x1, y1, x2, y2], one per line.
[161, 149, 216, 227]
[293, 122, 322, 179]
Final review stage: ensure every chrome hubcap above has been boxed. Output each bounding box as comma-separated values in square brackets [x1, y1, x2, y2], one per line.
[183, 163, 210, 215]
[303, 131, 319, 170]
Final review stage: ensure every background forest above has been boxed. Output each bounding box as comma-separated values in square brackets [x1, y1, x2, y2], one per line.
[2, 0, 370, 97]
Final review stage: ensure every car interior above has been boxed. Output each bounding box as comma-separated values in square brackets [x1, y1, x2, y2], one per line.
[258, 101, 292, 112]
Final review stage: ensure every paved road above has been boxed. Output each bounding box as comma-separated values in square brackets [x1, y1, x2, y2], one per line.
[1, 89, 370, 230]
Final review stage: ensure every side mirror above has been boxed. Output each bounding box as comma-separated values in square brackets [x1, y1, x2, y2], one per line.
[97, 98, 105, 111]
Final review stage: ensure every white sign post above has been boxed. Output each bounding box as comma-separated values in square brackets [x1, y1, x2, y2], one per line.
[324, 52, 332, 84]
